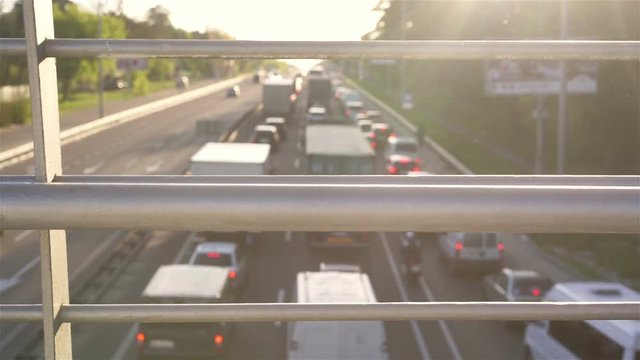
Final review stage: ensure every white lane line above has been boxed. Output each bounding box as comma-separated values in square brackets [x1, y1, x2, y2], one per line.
[11, 256, 40, 279]
[83, 161, 104, 174]
[285, 231, 292, 242]
[294, 158, 300, 168]
[14, 230, 35, 243]
[418, 277, 463, 360]
[145, 159, 164, 174]
[379, 233, 430, 360]
[226, 130, 239, 143]
[111, 324, 138, 360]
[124, 157, 139, 169]
[275, 288, 286, 327]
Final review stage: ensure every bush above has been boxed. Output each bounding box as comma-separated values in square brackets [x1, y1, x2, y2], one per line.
[132, 71, 150, 96]
[0, 99, 31, 127]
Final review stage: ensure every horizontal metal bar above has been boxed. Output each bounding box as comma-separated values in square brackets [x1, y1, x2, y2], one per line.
[1, 175, 637, 187]
[1, 39, 639, 60]
[0, 38, 25, 56]
[1, 303, 638, 322]
[1, 182, 638, 233]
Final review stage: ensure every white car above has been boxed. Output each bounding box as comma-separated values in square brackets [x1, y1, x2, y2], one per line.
[524, 282, 640, 360]
[438, 232, 504, 274]
[385, 136, 418, 160]
[189, 241, 247, 290]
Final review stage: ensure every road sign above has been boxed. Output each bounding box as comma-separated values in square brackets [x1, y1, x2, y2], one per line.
[402, 93, 414, 110]
[485, 60, 597, 96]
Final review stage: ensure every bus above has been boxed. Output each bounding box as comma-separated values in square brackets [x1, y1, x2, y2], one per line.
[305, 125, 375, 247]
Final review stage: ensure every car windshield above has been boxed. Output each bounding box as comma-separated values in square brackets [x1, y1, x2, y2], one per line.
[192, 253, 232, 267]
[396, 143, 417, 152]
[512, 278, 552, 296]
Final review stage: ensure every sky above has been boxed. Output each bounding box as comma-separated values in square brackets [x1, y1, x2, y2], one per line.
[78, 0, 383, 71]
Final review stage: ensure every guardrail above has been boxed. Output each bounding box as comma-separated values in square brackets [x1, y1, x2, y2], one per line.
[0, 75, 247, 169]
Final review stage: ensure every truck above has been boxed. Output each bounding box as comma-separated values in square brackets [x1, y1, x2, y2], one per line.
[306, 75, 332, 109]
[136, 264, 234, 358]
[189, 142, 273, 175]
[262, 78, 295, 118]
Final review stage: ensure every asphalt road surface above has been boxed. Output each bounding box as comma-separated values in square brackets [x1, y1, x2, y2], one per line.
[0, 79, 578, 360]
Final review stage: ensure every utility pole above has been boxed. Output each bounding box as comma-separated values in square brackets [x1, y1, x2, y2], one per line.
[556, 0, 567, 174]
[399, 0, 406, 108]
[97, 0, 104, 118]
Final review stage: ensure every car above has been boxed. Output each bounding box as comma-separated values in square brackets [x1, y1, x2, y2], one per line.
[226, 84, 241, 97]
[250, 124, 280, 151]
[366, 109, 382, 121]
[340, 90, 361, 107]
[357, 119, 373, 133]
[188, 241, 248, 291]
[334, 86, 351, 100]
[265, 117, 287, 140]
[385, 154, 422, 175]
[524, 282, 640, 360]
[370, 123, 395, 152]
[344, 100, 365, 122]
[482, 268, 552, 302]
[175, 75, 189, 89]
[305, 106, 328, 123]
[385, 136, 419, 160]
[438, 232, 504, 274]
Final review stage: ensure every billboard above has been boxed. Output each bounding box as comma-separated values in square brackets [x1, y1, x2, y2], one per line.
[485, 60, 597, 96]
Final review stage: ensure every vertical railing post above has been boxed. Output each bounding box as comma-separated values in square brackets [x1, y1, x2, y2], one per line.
[23, 0, 72, 359]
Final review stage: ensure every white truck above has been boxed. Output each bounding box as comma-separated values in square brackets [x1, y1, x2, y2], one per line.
[189, 142, 273, 175]
[262, 78, 295, 118]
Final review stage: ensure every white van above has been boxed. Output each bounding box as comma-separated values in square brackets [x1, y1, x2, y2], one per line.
[524, 282, 640, 360]
[438, 232, 504, 274]
[287, 268, 388, 360]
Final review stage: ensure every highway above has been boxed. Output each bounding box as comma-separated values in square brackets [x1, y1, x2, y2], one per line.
[0, 76, 580, 360]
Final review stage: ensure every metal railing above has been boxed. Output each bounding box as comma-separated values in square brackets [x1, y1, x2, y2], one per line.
[1, 0, 639, 359]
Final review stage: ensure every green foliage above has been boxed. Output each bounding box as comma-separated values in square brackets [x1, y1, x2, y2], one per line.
[147, 59, 175, 81]
[132, 71, 150, 96]
[0, 99, 31, 127]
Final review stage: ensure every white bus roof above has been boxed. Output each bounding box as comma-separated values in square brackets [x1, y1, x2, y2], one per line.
[264, 78, 294, 86]
[546, 282, 640, 347]
[296, 271, 377, 303]
[306, 125, 374, 157]
[142, 264, 229, 300]
[190, 142, 270, 164]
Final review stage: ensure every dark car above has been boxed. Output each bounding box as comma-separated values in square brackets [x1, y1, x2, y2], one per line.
[370, 123, 395, 152]
[226, 85, 241, 97]
[250, 124, 280, 152]
[385, 154, 421, 175]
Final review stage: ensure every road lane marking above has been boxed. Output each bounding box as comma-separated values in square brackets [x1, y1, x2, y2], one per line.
[227, 130, 239, 142]
[111, 324, 138, 360]
[294, 158, 300, 168]
[83, 161, 104, 174]
[275, 288, 286, 327]
[379, 233, 430, 360]
[14, 230, 35, 243]
[145, 159, 164, 174]
[124, 157, 139, 169]
[285, 231, 292, 242]
[418, 277, 463, 360]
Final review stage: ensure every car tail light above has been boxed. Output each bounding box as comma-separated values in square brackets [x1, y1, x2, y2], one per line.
[412, 165, 421, 172]
[290, 94, 297, 102]
[214, 334, 224, 346]
[228, 270, 237, 280]
[136, 332, 145, 344]
[370, 141, 377, 149]
[497, 243, 505, 251]
[387, 165, 398, 175]
[389, 132, 397, 138]
[454, 242, 463, 251]
[531, 288, 541, 297]
[207, 252, 221, 259]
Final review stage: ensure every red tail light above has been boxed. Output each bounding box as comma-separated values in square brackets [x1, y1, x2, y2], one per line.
[371, 141, 377, 149]
[136, 332, 145, 344]
[387, 165, 398, 175]
[228, 270, 237, 279]
[531, 288, 541, 297]
[412, 165, 421, 172]
[207, 252, 221, 259]
[454, 242, 463, 251]
[214, 334, 224, 346]
[497, 243, 505, 251]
